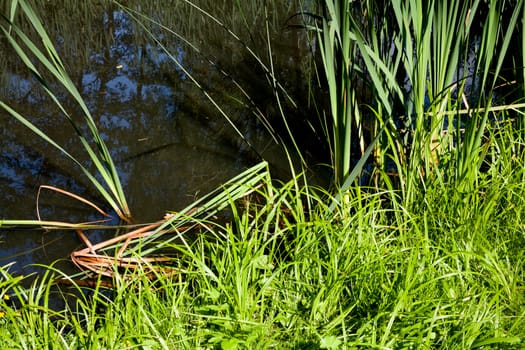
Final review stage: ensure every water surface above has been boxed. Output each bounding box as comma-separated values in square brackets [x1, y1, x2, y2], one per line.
[0, 1, 320, 275]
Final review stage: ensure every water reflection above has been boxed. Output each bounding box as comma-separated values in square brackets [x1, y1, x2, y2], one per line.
[0, 1, 316, 273]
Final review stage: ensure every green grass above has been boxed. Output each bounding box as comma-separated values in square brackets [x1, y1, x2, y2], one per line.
[1, 144, 524, 347]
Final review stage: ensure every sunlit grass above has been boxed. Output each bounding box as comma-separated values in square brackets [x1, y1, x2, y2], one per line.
[1, 155, 524, 347]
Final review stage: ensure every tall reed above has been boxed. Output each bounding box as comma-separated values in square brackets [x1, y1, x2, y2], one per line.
[0, 0, 131, 221]
[315, 0, 364, 187]
[315, 0, 525, 204]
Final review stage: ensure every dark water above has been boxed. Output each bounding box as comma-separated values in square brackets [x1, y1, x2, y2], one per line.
[0, 1, 320, 275]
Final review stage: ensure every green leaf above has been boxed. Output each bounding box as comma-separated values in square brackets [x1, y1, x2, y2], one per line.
[320, 335, 341, 349]
[221, 338, 240, 350]
[252, 255, 274, 270]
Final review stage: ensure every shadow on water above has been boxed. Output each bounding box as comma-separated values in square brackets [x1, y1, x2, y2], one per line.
[0, 1, 327, 277]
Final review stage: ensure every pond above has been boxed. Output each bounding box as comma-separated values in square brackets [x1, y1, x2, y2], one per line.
[0, 0, 325, 276]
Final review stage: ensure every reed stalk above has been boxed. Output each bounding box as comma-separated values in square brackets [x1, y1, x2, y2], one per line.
[315, 0, 362, 186]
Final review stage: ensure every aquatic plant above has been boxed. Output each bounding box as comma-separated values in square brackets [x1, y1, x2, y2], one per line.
[0, 0, 131, 222]
[314, 0, 363, 187]
[314, 0, 525, 203]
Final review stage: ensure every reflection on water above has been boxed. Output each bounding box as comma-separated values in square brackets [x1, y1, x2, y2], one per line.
[0, 1, 317, 274]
